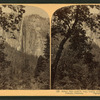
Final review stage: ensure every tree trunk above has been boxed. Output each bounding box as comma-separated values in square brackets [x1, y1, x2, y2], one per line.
[51, 6, 79, 89]
[51, 33, 71, 89]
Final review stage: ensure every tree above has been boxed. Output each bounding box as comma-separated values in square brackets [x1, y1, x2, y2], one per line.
[0, 5, 25, 89]
[0, 38, 11, 89]
[44, 33, 50, 60]
[0, 5, 25, 33]
[51, 5, 100, 88]
[34, 34, 50, 89]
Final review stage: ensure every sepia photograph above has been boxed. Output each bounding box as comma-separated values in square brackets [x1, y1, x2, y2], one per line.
[51, 5, 100, 89]
[0, 3, 100, 96]
[0, 5, 50, 89]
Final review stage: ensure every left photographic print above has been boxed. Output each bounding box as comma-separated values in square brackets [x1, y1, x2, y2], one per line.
[0, 5, 50, 89]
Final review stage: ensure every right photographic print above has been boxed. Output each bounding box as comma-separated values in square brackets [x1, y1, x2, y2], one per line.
[51, 5, 100, 90]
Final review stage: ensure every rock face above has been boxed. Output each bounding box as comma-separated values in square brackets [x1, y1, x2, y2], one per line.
[21, 14, 50, 57]
[0, 14, 50, 57]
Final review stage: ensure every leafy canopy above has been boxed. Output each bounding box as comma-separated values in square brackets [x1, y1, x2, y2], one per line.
[0, 5, 25, 33]
[52, 5, 100, 38]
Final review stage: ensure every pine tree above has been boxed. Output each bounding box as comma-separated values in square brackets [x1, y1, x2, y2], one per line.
[44, 33, 50, 60]
[34, 33, 50, 89]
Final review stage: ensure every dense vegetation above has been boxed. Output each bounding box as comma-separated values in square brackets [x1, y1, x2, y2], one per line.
[51, 5, 100, 89]
[34, 34, 50, 89]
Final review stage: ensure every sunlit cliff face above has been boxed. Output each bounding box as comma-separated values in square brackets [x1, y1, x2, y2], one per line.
[0, 14, 49, 58]
[34, 33, 46, 57]
[22, 14, 49, 57]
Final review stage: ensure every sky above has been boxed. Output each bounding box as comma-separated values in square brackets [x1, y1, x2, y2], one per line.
[89, 7, 99, 14]
[24, 6, 49, 18]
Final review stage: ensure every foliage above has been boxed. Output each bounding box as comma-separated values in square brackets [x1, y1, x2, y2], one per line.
[51, 5, 100, 89]
[34, 34, 50, 89]
[0, 5, 25, 89]
[44, 33, 50, 60]
[0, 5, 25, 32]
[0, 5, 49, 89]
[0, 38, 11, 89]
[34, 56, 49, 89]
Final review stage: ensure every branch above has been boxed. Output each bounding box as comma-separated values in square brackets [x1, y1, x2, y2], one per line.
[65, 6, 79, 38]
[71, 5, 79, 30]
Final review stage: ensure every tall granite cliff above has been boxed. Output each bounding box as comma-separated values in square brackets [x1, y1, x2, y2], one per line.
[22, 14, 50, 57]
[0, 14, 50, 57]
